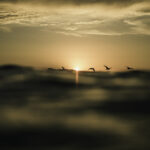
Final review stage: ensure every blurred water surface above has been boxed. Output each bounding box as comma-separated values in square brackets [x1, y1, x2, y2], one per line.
[0, 65, 150, 150]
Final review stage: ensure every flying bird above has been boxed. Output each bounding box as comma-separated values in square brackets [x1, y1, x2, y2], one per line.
[88, 68, 96, 72]
[127, 66, 133, 70]
[61, 66, 66, 71]
[104, 65, 111, 70]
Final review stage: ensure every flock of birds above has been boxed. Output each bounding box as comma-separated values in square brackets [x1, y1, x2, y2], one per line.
[88, 65, 133, 72]
[88, 65, 112, 72]
[59, 65, 133, 72]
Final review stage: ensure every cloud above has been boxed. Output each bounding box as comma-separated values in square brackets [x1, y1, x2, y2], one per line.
[0, 0, 147, 6]
[124, 15, 150, 35]
[0, 0, 150, 36]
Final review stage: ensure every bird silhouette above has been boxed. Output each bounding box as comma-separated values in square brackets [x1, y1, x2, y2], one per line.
[61, 66, 66, 71]
[127, 66, 133, 70]
[104, 65, 111, 70]
[88, 68, 96, 72]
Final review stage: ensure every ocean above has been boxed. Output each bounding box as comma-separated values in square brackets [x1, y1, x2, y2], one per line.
[0, 65, 150, 150]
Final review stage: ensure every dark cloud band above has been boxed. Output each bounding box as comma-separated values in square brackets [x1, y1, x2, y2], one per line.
[0, 0, 147, 6]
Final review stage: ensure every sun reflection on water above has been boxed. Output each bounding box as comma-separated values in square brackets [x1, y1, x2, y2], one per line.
[74, 67, 79, 87]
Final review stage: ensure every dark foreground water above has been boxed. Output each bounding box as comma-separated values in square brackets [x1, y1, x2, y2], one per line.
[0, 65, 150, 150]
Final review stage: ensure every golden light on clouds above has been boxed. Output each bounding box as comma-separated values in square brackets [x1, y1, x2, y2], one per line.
[0, 0, 150, 70]
[1, 1, 150, 36]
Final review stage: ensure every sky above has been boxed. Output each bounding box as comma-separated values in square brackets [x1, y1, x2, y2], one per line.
[0, 0, 150, 71]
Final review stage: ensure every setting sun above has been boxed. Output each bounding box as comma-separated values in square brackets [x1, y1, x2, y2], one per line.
[0, 0, 150, 149]
[74, 67, 80, 71]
